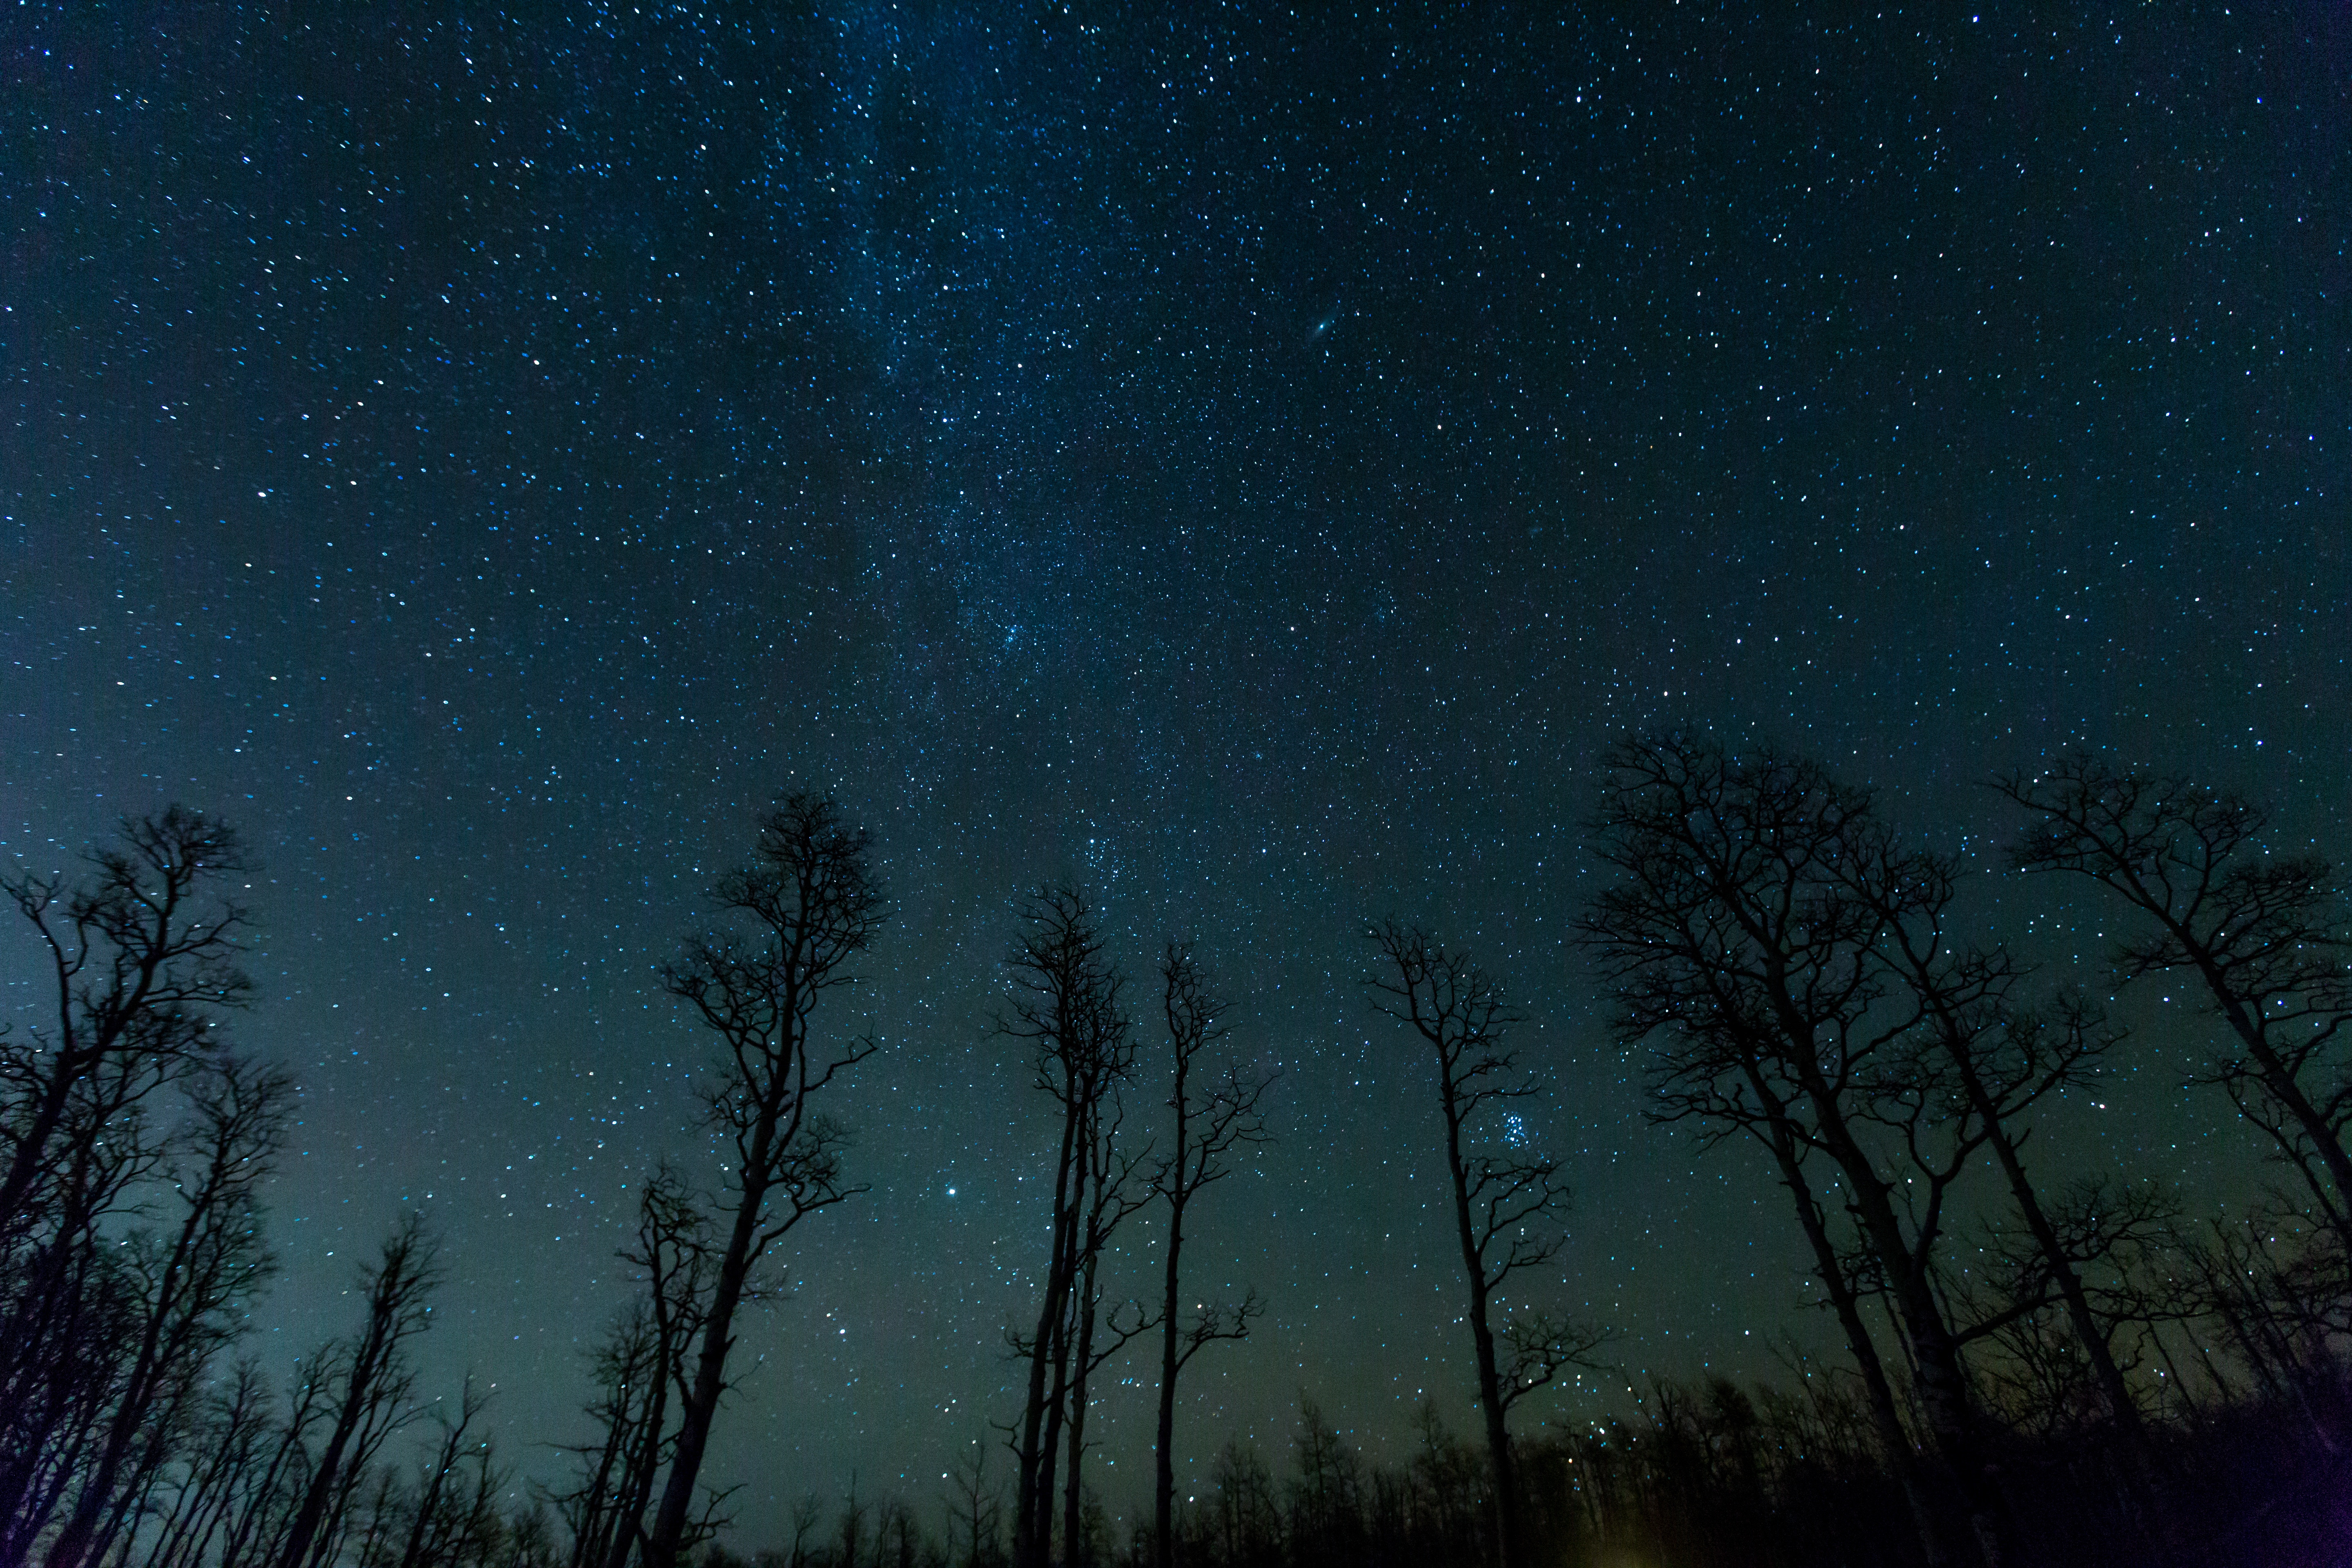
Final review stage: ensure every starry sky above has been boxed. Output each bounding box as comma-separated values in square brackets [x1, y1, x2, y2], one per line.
[5, 0, 2347, 1541]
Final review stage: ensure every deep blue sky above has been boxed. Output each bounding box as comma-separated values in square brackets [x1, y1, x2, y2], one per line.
[5, 0, 2346, 1541]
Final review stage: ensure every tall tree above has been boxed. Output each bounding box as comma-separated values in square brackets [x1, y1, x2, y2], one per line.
[644, 793, 888, 1568]
[1364, 922, 1602, 1568]
[0, 1089, 162, 1555]
[1831, 814, 2163, 1472]
[1891, 947, 2152, 1447]
[1568, 932, 1953, 1568]
[0, 807, 258, 1554]
[392, 1375, 495, 1568]
[553, 1165, 714, 1568]
[997, 885, 1136, 1568]
[207, 1351, 342, 1568]
[277, 1213, 441, 1568]
[0, 806, 253, 1243]
[44, 1055, 291, 1568]
[1056, 1083, 1155, 1568]
[1581, 734, 2023, 1568]
[1150, 942, 1270, 1568]
[1993, 756, 2352, 1260]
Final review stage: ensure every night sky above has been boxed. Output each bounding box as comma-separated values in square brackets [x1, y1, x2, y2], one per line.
[6, 0, 2347, 1542]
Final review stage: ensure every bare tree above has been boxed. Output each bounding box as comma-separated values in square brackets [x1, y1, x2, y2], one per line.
[1957, 1172, 2181, 1438]
[836, 1473, 869, 1568]
[392, 1376, 494, 1568]
[784, 1492, 825, 1568]
[557, 1164, 718, 1568]
[549, 1301, 662, 1568]
[1207, 1438, 1281, 1568]
[144, 1356, 276, 1568]
[0, 808, 258, 1554]
[44, 1055, 292, 1568]
[643, 793, 887, 1568]
[208, 1349, 344, 1568]
[1920, 991, 2151, 1440]
[0, 806, 254, 1243]
[874, 1495, 923, 1568]
[0, 1077, 170, 1554]
[1285, 1396, 1365, 1568]
[1993, 757, 2352, 1261]
[1364, 922, 1603, 1568]
[1150, 942, 1271, 1568]
[1831, 817, 2164, 1473]
[943, 1442, 1004, 1568]
[1578, 735, 2015, 1567]
[1695, 1048, 1951, 1563]
[996, 884, 1137, 1568]
[1057, 1088, 1157, 1568]
[277, 1213, 441, 1568]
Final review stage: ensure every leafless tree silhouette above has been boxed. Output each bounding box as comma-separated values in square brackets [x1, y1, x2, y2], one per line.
[1993, 756, 2352, 1265]
[552, 1164, 719, 1568]
[1833, 820, 2163, 1498]
[276, 1212, 441, 1568]
[643, 793, 888, 1568]
[1580, 734, 2021, 1567]
[1150, 941, 1272, 1568]
[1365, 922, 1605, 1568]
[0, 808, 261, 1557]
[43, 1054, 292, 1568]
[0, 807, 254, 1242]
[944, 1441, 1006, 1568]
[996, 884, 1147, 1568]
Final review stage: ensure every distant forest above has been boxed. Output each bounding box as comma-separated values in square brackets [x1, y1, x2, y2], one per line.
[5, 735, 2349, 1568]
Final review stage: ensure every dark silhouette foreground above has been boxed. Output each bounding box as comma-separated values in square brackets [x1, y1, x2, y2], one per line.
[9, 746, 2352, 1568]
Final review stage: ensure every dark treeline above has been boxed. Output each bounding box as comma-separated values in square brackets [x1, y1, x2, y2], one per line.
[5, 742, 2351, 1568]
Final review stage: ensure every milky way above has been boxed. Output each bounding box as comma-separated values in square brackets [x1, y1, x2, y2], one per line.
[5, 2, 2344, 1539]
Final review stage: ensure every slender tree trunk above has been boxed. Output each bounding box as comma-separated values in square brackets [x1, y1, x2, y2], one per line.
[0, 1058, 88, 1240]
[276, 1364, 382, 1568]
[278, 1221, 435, 1568]
[1760, 1115, 1958, 1568]
[1437, 1082, 1519, 1568]
[603, 1323, 674, 1568]
[644, 1118, 775, 1568]
[1979, 1117, 2143, 1427]
[93, 1433, 178, 1568]
[0, 1149, 118, 1540]
[569, 1419, 625, 1568]
[1152, 1182, 1186, 1568]
[1034, 1293, 1071, 1566]
[1153, 1033, 1196, 1568]
[47, 1225, 220, 1568]
[220, 1376, 325, 1568]
[1062, 1247, 1101, 1568]
[2198, 953, 2352, 1264]
[1015, 1105, 1084, 1568]
[396, 1414, 469, 1568]
[1757, 954, 2007, 1568]
[1827, 1138, 2009, 1568]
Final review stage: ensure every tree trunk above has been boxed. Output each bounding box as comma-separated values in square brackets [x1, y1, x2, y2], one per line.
[2195, 946, 2352, 1265]
[643, 1121, 774, 1568]
[45, 1181, 229, 1568]
[1033, 1295, 1071, 1566]
[1439, 1084, 1520, 1568]
[1829, 1140, 2010, 1568]
[1759, 1114, 1960, 1568]
[1153, 1186, 1185, 1568]
[277, 1336, 397, 1568]
[1062, 1249, 1100, 1568]
[1015, 1103, 1084, 1568]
